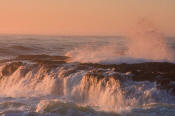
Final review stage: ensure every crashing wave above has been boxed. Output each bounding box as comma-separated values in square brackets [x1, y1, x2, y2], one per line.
[0, 55, 175, 115]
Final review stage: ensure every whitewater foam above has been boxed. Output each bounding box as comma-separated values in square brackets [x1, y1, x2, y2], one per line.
[66, 20, 174, 64]
[0, 61, 174, 115]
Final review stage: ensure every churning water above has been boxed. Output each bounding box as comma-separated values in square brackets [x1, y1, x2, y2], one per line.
[0, 35, 175, 116]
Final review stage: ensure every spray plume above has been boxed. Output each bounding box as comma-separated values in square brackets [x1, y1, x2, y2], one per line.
[66, 19, 174, 64]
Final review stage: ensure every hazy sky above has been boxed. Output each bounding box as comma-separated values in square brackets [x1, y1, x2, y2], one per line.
[0, 0, 175, 36]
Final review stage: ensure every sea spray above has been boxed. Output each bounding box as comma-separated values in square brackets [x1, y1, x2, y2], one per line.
[0, 35, 174, 116]
[65, 20, 174, 64]
[0, 61, 174, 114]
[126, 18, 173, 61]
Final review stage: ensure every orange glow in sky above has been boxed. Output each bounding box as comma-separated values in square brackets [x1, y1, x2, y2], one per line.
[0, 0, 175, 36]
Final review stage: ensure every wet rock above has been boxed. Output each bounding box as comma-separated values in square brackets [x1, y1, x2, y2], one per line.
[2, 62, 23, 76]
[2, 55, 175, 95]
[82, 62, 175, 94]
[15, 55, 70, 68]
[157, 78, 175, 95]
[16, 54, 69, 62]
[83, 62, 175, 82]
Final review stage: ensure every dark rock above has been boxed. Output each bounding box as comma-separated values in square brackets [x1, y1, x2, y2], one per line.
[82, 62, 175, 82]
[2, 62, 23, 76]
[16, 54, 70, 62]
[3, 55, 175, 95]
[81, 62, 175, 94]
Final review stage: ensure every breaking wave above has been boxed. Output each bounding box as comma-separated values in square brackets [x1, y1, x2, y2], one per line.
[0, 59, 175, 115]
[66, 20, 174, 64]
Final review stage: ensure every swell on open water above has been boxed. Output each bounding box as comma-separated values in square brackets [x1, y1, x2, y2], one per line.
[0, 34, 175, 116]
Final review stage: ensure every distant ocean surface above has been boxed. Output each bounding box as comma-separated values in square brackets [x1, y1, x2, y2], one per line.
[0, 35, 175, 116]
[0, 35, 125, 58]
[0, 35, 175, 62]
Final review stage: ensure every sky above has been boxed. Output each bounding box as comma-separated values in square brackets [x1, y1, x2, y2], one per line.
[0, 0, 175, 36]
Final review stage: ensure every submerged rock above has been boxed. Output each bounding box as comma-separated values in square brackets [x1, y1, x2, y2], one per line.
[16, 54, 69, 61]
[1, 55, 175, 95]
[1, 62, 23, 76]
[82, 62, 175, 81]
[81, 62, 175, 94]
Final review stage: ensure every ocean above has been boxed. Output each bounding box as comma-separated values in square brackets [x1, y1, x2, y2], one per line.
[0, 35, 175, 116]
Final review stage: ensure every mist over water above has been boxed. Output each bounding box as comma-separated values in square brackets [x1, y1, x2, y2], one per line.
[66, 21, 174, 64]
[0, 30, 175, 115]
[126, 19, 174, 62]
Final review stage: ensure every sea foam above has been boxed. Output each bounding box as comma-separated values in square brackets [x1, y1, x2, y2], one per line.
[66, 20, 174, 64]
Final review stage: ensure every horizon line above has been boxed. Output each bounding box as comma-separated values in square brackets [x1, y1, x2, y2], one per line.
[0, 33, 124, 37]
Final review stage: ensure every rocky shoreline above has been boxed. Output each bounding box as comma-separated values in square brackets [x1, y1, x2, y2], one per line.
[1, 54, 175, 95]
